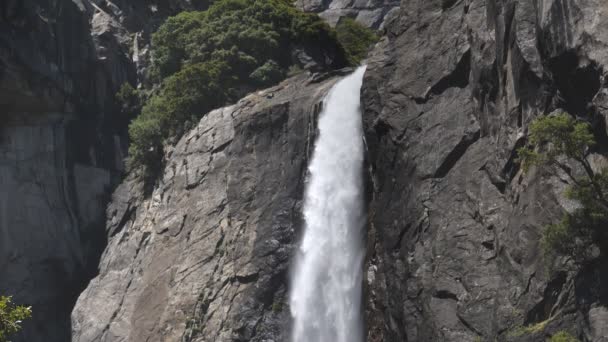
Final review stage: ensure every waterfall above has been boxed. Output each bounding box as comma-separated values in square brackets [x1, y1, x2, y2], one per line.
[289, 66, 367, 342]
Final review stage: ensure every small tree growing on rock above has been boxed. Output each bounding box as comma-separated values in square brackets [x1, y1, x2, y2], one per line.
[0, 296, 31, 342]
[518, 113, 608, 260]
[335, 17, 378, 65]
[116, 82, 142, 119]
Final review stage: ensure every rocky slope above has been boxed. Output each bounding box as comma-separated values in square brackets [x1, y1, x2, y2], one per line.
[71, 70, 345, 342]
[362, 0, 608, 341]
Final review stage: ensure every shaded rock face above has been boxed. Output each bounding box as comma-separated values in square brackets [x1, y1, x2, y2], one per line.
[0, 2, 124, 341]
[362, 0, 608, 341]
[71, 71, 343, 342]
[0, 114, 111, 342]
[0, 1, 203, 341]
[296, 0, 400, 29]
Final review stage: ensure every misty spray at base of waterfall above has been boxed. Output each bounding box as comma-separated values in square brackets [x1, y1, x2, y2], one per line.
[289, 66, 367, 342]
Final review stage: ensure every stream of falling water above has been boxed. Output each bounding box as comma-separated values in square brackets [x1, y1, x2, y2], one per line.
[289, 66, 367, 342]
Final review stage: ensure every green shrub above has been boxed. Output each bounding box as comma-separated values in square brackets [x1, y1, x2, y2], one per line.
[116, 83, 142, 118]
[550, 331, 580, 342]
[149, 0, 345, 82]
[250, 60, 285, 86]
[335, 17, 378, 65]
[0, 296, 31, 342]
[128, 61, 231, 168]
[271, 301, 283, 313]
[518, 113, 608, 260]
[509, 319, 551, 337]
[129, 0, 348, 171]
[518, 114, 595, 173]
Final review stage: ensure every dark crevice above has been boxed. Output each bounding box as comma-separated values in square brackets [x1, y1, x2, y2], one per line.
[235, 272, 260, 284]
[441, 0, 460, 11]
[109, 204, 135, 238]
[432, 129, 480, 178]
[480, 164, 506, 194]
[415, 49, 471, 104]
[589, 112, 608, 154]
[457, 312, 484, 337]
[429, 49, 471, 97]
[574, 256, 608, 309]
[374, 119, 392, 139]
[525, 272, 567, 324]
[501, 2, 516, 65]
[211, 140, 232, 154]
[501, 136, 527, 186]
[393, 223, 412, 250]
[517, 110, 523, 128]
[547, 50, 602, 116]
[434, 290, 459, 301]
[482, 241, 495, 250]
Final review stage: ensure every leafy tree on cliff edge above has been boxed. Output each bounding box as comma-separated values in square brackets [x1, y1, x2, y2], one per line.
[0, 296, 31, 342]
[335, 17, 378, 65]
[128, 0, 349, 171]
[518, 113, 608, 261]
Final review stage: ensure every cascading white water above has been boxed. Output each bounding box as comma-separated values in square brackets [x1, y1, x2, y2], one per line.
[289, 66, 367, 342]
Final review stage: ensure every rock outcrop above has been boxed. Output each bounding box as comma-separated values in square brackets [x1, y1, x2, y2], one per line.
[362, 0, 608, 341]
[296, 0, 399, 29]
[70, 70, 347, 342]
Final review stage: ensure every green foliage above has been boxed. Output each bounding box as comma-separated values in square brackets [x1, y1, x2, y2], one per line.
[128, 61, 231, 168]
[129, 0, 347, 170]
[518, 113, 608, 260]
[509, 319, 551, 337]
[0, 296, 31, 342]
[518, 114, 595, 172]
[250, 60, 285, 86]
[116, 83, 142, 118]
[149, 0, 344, 81]
[271, 301, 283, 313]
[335, 17, 378, 65]
[541, 219, 577, 257]
[550, 331, 580, 342]
[116, 83, 139, 108]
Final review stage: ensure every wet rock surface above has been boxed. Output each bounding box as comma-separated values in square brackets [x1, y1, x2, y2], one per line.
[362, 0, 608, 341]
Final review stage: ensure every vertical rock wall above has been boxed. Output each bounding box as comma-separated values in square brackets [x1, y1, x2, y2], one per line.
[362, 0, 608, 341]
[0, 1, 199, 340]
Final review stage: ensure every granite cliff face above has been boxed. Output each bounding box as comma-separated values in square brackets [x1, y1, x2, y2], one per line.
[4, 0, 608, 342]
[1, 2, 125, 341]
[362, 0, 608, 341]
[71, 71, 343, 342]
